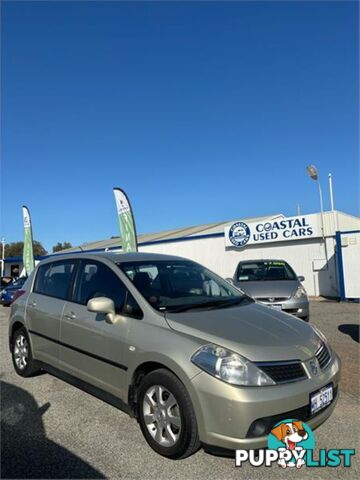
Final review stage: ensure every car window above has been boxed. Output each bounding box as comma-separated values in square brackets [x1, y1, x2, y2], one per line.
[12, 277, 27, 287]
[74, 261, 142, 318]
[34, 261, 76, 299]
[236, 261, 297, 281]
[120, 260, 246, 312]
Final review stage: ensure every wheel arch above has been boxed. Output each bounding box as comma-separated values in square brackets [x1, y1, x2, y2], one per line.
[9, 320, 26, 350]
[128, 360, 192, 416]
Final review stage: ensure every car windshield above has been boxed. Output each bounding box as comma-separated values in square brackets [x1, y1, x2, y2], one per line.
[119, 260, 250, 312]
[237, 261, 297, 282]
[12, 277, 27, 287]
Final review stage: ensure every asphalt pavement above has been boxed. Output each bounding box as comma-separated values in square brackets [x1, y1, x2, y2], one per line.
[1, 301, 359, 479]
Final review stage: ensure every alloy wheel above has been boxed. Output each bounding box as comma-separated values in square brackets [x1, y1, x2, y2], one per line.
[14, 334, 28, 370]
[142, 384, 181, 447]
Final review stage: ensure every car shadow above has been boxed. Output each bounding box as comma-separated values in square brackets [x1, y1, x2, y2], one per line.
[338, 324, 359, 343]
[1, 380, 105, 479]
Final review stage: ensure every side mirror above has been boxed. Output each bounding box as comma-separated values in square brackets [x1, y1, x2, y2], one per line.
[298, 275, 305, 282]
[225, 278, 234, 285]
[87, 297, 116, 324]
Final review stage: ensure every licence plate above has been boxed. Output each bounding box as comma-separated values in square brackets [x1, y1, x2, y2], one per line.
[310, 384, 333, 415]
[268, 304, 282, 311]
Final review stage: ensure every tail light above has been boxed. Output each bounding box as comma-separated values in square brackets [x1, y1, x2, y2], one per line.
[12, 290, 26, 303]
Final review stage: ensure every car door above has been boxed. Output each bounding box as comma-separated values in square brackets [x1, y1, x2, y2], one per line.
[59, 259, 138, 400]
[26, 259, 77, 368]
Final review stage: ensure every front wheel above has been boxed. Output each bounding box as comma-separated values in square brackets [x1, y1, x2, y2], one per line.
[11, 327, 40, 377]
[137, 369, 200, 459]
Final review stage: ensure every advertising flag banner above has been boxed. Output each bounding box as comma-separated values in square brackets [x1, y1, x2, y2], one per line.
[22, 205, 35, 275]
[113, 188, 138, 253]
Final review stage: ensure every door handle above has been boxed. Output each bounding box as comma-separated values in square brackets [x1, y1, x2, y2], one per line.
[64, 311, 76, 320]
[29, 301, 37, 307]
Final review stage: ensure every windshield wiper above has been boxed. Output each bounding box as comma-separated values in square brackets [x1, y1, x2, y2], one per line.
[166, 297, 249, 313]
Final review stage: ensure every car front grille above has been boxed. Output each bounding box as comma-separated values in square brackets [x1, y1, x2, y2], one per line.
[256, 361, 307, 384]
[256, 297, 289, 303]
[315, 342, 331, 370]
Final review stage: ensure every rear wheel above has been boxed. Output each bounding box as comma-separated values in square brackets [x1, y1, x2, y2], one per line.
[137, 369, 200, 459]
[11, 327, 40, 377]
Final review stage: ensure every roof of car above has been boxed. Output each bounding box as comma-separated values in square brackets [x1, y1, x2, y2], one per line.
[40, 251, 187, 265]
[239, 259, 287, 263]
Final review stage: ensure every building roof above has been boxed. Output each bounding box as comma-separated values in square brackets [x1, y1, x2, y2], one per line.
[4, 210, 360, 263]
[4, 255, 46, 264]
[60, 213, 283, 253]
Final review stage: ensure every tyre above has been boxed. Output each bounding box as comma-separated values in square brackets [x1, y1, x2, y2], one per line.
[137, 368, 200, 459]
[11, 327, 40, 377]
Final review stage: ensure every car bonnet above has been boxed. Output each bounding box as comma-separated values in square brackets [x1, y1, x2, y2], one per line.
[165, 302, 318, 362]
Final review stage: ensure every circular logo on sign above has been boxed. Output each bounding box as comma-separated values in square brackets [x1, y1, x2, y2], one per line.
[229, 222, 251, 247]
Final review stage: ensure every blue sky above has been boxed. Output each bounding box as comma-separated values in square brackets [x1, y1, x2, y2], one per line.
[1, 0, 358, 252]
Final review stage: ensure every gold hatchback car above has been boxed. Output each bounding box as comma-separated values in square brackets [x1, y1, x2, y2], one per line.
[9, 252, 340, 459]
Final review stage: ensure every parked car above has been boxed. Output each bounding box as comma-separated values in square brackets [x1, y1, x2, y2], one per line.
[229, 259, 309, 321]
[9, 253, 339, 459]
[1, 276, 13, 290]
[1, 277, 27, 306]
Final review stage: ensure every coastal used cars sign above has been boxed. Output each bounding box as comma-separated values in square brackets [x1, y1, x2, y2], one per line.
[225, 214, 321, 248]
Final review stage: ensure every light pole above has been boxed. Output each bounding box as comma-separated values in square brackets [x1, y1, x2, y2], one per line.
[328, 173, 338, 232]
[328, 173, 335, 211]
[306, 165, 328, 263]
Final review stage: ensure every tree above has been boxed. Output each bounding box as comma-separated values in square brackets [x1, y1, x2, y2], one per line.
[5, 241, 47, 258]
[52, 242, 73, 253]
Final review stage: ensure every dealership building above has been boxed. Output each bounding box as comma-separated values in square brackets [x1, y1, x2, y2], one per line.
[3, 210, 359, 300]
[52, 209, 359, 300]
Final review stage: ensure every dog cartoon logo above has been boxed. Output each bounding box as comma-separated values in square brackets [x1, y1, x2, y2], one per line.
[268, 419, 315, 468]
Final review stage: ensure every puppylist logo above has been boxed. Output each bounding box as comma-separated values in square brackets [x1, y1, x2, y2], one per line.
[235, 419, 355, 469]
[268, 419, 314, 468]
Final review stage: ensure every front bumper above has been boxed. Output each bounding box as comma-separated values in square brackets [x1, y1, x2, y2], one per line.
[257, 297, 309, 320]
[190, 352, 340, 450]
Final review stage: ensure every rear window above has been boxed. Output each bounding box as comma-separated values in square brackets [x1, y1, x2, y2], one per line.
[34, 261, 76, 299]
[12, 277, 27, 288]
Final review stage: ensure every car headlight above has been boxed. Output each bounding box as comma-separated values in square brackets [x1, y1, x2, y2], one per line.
[293, 285, 307, 299]
[191, 344, 275, 386]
